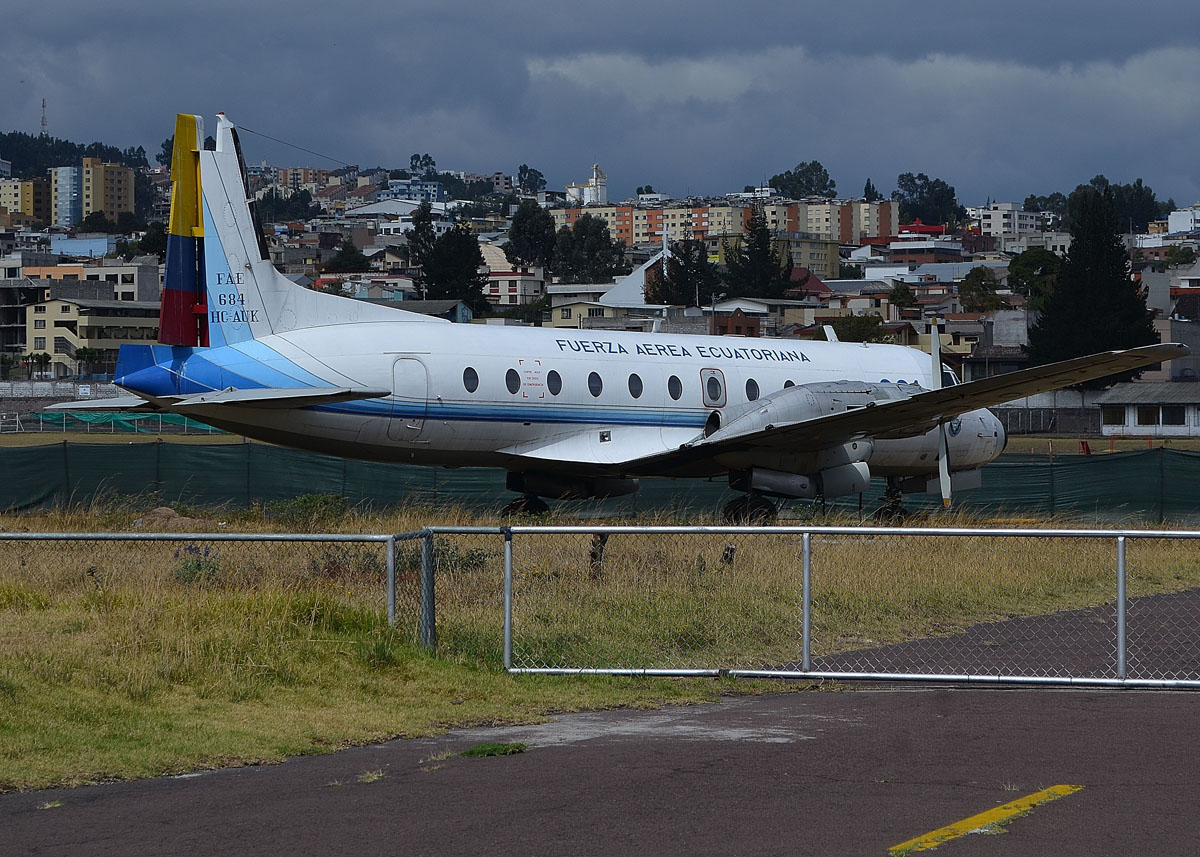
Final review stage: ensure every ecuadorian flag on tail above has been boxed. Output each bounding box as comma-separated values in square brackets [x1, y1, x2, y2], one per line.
[160, 114, 207, 347]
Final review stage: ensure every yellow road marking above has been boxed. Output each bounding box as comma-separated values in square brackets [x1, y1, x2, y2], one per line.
[889, 784, 1084, 854]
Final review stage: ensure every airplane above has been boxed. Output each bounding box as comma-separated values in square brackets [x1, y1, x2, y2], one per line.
[54, 113, 1189, 521]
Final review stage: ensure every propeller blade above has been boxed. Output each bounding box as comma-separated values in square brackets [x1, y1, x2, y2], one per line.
[938, 424, 952, 508]
[930, 317, 951, 508]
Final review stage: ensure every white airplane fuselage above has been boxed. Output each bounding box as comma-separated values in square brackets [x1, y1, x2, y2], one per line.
[166, 319, 1006, 481]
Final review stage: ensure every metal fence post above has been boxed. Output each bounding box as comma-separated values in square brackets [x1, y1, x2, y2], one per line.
[503, 527, 514, 671]
[802, 532, 812, 672]
[420, 529, 437, 653]
[1117, 535, 1127, 680]
[385, 535, 396, 628]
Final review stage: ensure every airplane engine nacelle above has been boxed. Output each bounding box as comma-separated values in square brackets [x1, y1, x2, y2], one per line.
[731, 462, 871, 499]
[702, 380, 916, 443]
[507, 471, 639, 500]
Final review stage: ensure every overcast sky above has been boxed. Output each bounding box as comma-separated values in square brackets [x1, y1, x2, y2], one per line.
[8, 1, 1200, 208]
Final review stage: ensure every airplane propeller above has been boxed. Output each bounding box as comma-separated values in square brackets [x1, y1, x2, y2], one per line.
[930, 317, 952, 509]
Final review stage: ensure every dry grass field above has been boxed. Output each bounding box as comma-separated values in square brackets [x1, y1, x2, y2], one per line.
[3, 494, 1198, 792]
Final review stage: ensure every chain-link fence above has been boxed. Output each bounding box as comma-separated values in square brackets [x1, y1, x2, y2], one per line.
[0, 532, 428, 641]
[452, 525, 1200, 688]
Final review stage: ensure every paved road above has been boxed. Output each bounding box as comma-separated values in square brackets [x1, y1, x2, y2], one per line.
[4, 686, 1198, 856]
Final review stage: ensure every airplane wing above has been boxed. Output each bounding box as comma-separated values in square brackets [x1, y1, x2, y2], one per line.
[623, 342, 1188, 472]
[169, 387, 391, 410]
[45, 396, 163, 412]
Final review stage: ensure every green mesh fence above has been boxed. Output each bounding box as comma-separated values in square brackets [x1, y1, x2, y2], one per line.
[1, 442, 1199, 522]
[28, 412, 222, 433]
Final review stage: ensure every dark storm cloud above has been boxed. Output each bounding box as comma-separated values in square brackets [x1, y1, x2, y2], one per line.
[5, 1, 1199, 206]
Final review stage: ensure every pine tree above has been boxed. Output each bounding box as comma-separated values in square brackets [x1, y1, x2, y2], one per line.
[722, 208, 792, 299]
[1027, 187, 1158, 388]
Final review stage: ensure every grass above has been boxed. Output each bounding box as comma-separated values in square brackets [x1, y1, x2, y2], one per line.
[2, 498, 1198, 792]
[461, 742, 527, 757]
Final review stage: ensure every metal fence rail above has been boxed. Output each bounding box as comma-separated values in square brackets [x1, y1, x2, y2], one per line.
[9, 525, 1200, 689]
[0, 531, 429, 639]
[464, 525, 1200, 689]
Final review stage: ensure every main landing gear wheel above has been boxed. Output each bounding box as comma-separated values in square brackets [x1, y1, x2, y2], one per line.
[500, 494, 550, 518]
[874, 477, 908, 523]
[721, 493, 777, 524]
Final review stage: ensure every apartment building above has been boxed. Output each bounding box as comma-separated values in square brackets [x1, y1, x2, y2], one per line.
[970, 202, 1044, 237]
[551, 198, 896, 251]
[81, 158, 133, 223]
[22, 258, 162, 302]
[26, 298, 159, 378]
[0, 178, 50, 226]
[277, 167, 331, 192]
[50, 166, 82, 227]
[49, 160, 134, 226]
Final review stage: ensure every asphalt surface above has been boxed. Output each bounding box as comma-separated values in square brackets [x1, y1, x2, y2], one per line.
[4, 685, 1199, 857]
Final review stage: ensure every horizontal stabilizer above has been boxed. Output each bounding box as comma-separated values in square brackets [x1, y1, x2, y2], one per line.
[45, 396, 162, 413]
[171, 386, 391, 410]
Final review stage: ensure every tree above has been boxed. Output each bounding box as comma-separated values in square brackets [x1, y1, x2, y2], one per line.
[1027, 187, 1158, 387]
[551, 214, 628, 284]
[863, 178, 883, 202]
[140, 221, 168, 260]
[78, 211, 118, 233]
[256, 188, 319, 223]
[958, 266, 1010, 312]
[892, 172, 964, 225]
[504, 199, 556, 270]
[636, 185, 656, 196]
[888, 281, 917, 309]
[409, 153, 436, 177]
[404, 201, 438, 269]
[839, 262, 864, 279]
[1007, 247, 1061, 313]
[1022, 192, 1068, 219]
[1165, 245, 1197, 269]
[323, 237, 370, 273]
[157, 136, 173, 167]
[644, 240, 719, 306]
[73, 346, 101, 378]
[722, 208, 793, 299]
[417, 225, 488, 311]
[769, 160, 836, 199]
[517, 164, 546, 194]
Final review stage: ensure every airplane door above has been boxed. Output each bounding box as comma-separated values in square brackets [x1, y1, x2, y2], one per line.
[388, 357, 429, 441]
[700, 368, 726, 408]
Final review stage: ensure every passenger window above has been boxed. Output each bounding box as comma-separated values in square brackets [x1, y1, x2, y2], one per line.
[463, 367, 479, 393]
[505, 368, 520, 395]
[588, 371, 603, 397]
[746, 379, 759, 401]
[547, 370, 562, 396]
[668, 375, 682, 400]
[628, 373, 643, 398]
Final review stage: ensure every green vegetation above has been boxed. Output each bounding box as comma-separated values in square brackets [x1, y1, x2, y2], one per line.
[3, 498, 1199, 793]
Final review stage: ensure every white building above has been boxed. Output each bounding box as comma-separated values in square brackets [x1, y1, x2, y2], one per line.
[1168, 205, 1200, 235]
[566, 164, 607, 206]
[972, 202, 1044, 237]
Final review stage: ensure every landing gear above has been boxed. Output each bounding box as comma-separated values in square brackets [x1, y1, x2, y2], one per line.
[721, 493, 778, 524]
[500, 494, 550, 518]
[874, 477, 908, 523]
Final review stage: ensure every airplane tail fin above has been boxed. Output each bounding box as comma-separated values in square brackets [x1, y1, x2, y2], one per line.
[159, 112, 411, 349]
[159, 115, 207, 346]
